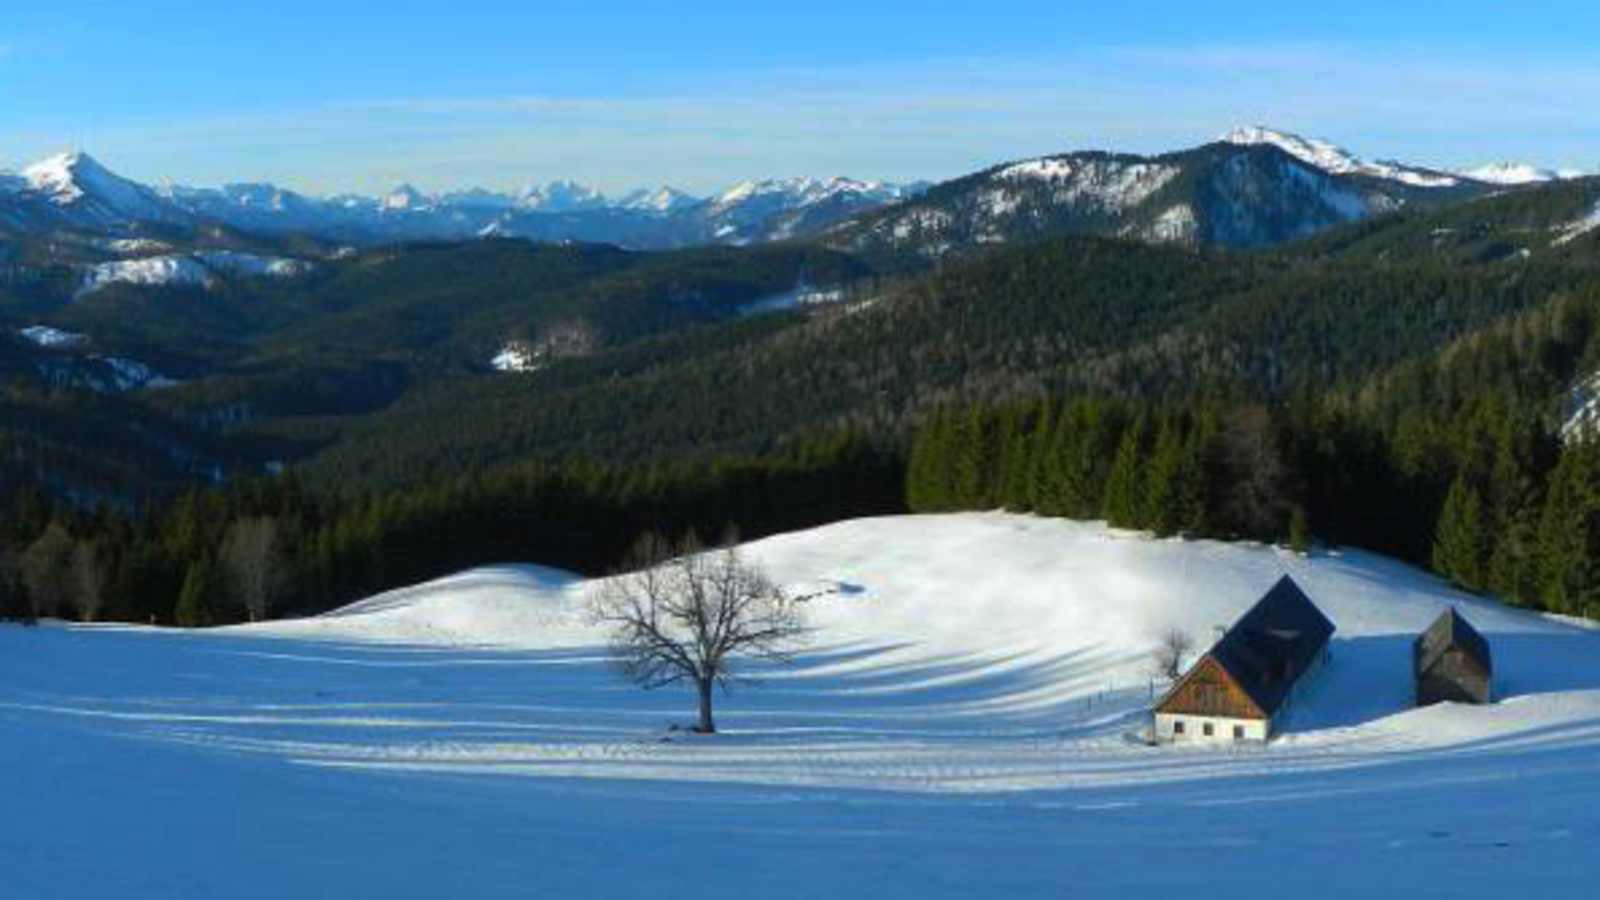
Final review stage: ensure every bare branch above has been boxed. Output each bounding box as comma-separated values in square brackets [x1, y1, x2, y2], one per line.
[1150, 627, 1195, 681]
[586, 533, 818, 733]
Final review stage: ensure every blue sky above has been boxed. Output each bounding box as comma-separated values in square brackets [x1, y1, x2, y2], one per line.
[4, 1, 1599, 195]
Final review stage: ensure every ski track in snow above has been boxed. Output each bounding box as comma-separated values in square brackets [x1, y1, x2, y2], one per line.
[4, 513, 1600, 898]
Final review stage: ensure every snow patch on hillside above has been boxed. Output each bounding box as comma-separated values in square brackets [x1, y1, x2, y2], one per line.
[103, 238, 174, 256]
[1561, 370, 1600, 440]
[738, 283, 846, 317]
[77, 252, 313, 297]
[78, 255, 216, 296]
[17, 325, 87, 348]
[1553, 200, 1600, 246]
[196, 251, 314, 279]
[997, 158, 1076, 180]
[1144, 204, 1198, 242]
[491, 341, 544, 373]
[996, 157, 1178, 213]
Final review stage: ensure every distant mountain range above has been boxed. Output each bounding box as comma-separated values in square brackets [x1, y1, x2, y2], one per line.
[1, 127, 1590, 260]
[0, 151, 924, 250]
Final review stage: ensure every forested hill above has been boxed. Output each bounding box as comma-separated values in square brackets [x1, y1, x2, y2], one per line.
[302, 177, 1600, 483]
[5, 175, 1600, 626]
[5, 176, 1598, 499]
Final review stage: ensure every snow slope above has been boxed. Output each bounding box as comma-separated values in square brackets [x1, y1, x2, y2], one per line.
[76, 252, 312, 297]
[4, 513, 1599, 898]
[1553, 200, 1600, 247]
[17, 324, 88, 348]
[1222, 125, 1461, 188]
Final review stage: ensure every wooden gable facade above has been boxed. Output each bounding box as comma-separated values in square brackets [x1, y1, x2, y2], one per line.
[1156, 655, 1264, 721]
[1414, 608, 1492, 706]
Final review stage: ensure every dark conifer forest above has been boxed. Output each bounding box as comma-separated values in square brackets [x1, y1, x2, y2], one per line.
[4, 176, 1600, 625]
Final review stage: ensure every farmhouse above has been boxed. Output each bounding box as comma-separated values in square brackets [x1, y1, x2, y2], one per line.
[1153, 575, 1335, 744]
[1414, 608, 1492, 706]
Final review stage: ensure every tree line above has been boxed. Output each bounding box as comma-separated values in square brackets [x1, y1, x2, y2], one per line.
[0, 430, 904, 626]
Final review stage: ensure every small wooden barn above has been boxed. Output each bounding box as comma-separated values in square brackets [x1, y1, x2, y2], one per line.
[1414, 608, 1492, 706]
[1153, 576, 1336, 744]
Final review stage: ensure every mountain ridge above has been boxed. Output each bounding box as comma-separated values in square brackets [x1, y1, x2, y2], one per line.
[4, 127, 1592, 267]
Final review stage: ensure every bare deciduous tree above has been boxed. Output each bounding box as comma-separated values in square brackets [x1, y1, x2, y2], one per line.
[588, 533, 820, 734]
[1209, 406, 1297, 540]
[220, 517, 284, 622]
[21, 523, 75, 621]
[69, 539, 111, 622]
[1150, 627, 1195, 681]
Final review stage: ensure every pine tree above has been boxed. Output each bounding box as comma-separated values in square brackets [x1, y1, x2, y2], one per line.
[1142, 416, 1184, 536]
[1101, 419, 1145, 528]
[997, 402, 1036, 511]
[174, 559, 216, 627]
[1061, 400, 1109, 518]
[1433, 475, 1487, 592]
[1483, 414, 1542, 605]
[1535, 443, 1600, 615]
[905, 410, 946, 513]
[949, 405, 993, 509]
[1024, 401, 1058, 514]
[1175, 409, 1215, 536]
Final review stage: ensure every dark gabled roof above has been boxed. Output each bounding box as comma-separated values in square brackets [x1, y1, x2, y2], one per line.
[1208, 575, 1336, 717]
[1414, 607, 1492, 676]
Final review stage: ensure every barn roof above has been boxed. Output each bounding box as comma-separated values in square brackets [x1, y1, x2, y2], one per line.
[1206, 575, 1336, 717]
[1414, 607, 1492, 676]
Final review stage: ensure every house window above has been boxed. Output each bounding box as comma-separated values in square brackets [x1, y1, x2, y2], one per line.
[1173, 720, 1185, 735]
[1233, 725, 1244, 740]
[1202, 722, 1214, 737]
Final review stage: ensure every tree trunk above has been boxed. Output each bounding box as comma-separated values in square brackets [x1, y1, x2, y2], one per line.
[695, 677, 716, 734]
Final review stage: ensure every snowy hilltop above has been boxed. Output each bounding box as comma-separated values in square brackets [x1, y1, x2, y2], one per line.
[6, 513, 1598, 897]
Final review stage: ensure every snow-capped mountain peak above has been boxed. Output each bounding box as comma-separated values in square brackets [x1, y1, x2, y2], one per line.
[516, 180, 608, 212]
[1222, 126, 1363, 176]
[1461, 162, 1561, 186]
[710, 176, 903, 212]
[381, 183, 429, 212]
[1221, 125, 1460, 188]
[23, 151, 104, 204]
[616, 185, 700, 214]
[14, 150, 192, 226]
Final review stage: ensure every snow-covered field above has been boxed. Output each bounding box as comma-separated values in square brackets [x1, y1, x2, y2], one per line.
[4, 513, 1599, 898]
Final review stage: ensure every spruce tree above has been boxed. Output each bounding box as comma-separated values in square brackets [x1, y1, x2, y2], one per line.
[1433, 475, 1487, 592]
[1101, 419, 1145, 528]
[174, 559, 216, 627]
[1535, 444, 1599, 615]
[949, 405, 993, 509]
[1142, 416, 1183, 536]
[904, 410, 944, 513]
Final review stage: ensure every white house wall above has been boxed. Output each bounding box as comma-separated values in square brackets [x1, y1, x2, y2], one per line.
[1154, 712, 1268, 744]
